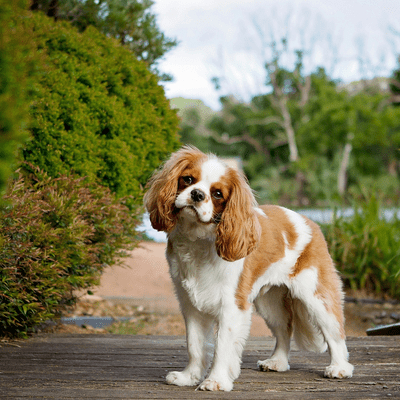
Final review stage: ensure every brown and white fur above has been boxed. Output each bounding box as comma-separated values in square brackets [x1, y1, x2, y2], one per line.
[144, 146, 353, 391]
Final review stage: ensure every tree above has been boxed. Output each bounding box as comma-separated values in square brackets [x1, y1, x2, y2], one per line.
[205, 65, 400, 205]
[298, 72, 400, 200]
[29, 0, 177, 79]
[22, 10, 180, 206]
[211, 36, 317, 169]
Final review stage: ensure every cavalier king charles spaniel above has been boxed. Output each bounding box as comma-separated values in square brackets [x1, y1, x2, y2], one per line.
[144, 146, 353, 391]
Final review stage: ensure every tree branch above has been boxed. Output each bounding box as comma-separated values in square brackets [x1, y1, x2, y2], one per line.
[338, 140, 352, 195]
[246, 116, 285, 128]
[298, 75, 311, 109]
[211, 132, 271, 162]
[268, 64, 299, 162]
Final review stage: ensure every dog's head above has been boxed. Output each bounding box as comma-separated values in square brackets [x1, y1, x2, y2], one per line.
[144, 146, 261, 261]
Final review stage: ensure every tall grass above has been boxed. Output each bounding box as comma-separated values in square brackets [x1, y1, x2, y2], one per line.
[323, 195, 400, 299]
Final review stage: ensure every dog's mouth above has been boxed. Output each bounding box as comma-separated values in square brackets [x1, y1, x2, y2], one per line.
[178, 204, 220, 225]
[180, 204, 203, 219]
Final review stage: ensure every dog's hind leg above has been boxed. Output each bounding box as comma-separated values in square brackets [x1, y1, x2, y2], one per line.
[296, 294, 353, 378]
[290, 268, 354, 379]
[254, 285, 293, 372]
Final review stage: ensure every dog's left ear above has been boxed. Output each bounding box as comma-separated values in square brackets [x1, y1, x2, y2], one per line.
[215, 170, 261, 262]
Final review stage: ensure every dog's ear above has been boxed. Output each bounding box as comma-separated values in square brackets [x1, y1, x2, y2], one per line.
[143, 146, 205, 232]
[215, 170, 261, 261]
[143, 168, 178, 232]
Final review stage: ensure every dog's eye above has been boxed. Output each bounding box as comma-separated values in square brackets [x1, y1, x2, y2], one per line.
[212, 190, 223, 200]
[182, 176, 193, 186]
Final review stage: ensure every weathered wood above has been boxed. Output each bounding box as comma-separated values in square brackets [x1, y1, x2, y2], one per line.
[0, 335, 399, 399]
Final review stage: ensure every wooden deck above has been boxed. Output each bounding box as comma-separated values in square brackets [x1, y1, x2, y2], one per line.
[0, 335, 399, 399]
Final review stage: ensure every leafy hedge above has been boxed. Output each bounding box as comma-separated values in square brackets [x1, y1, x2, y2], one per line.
[0, 0, 33, 195]
[21, 10, 180, 204]
[0, 166, 140, 338]
[0, 7, 180, 338]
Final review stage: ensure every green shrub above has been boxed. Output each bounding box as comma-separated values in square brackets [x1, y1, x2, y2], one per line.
[323, 195, 400, 299]
[0, 0, 34, 195]
[0, 166, 140, 338]
[21, 11, 180, 205]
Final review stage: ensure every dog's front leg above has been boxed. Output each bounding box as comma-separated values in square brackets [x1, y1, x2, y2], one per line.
[199, 306, 252, 392]
[166, 303, 214, 387]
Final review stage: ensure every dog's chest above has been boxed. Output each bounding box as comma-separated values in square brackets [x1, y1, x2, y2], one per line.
[167, 239, 241, 314]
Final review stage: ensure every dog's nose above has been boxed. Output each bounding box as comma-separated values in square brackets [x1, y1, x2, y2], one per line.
[191, 189, 205, 203]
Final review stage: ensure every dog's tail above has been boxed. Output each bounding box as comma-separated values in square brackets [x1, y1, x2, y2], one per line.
[292, 299, 327, 353]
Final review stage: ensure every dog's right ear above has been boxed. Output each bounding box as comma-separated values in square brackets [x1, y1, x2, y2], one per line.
[215, 168, 261, 261]
[143, 146, 205, 232]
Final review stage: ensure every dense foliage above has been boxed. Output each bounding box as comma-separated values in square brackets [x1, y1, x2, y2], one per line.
[0, 5, 180, 338]
[0, 166, 140, 338]
[0, 0, 33, 195]
[323, 195, 400, 300]
[30, 0, 177, 79]
[22, 11, 180, 206]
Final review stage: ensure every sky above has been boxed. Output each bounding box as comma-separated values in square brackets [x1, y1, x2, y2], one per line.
[152, 0, 400, 110]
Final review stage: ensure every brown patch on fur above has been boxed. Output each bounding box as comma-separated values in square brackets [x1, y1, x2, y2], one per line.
[143, 146, 207, 232]
[234, 205, 298, 310]
[177, 166, 202, 193]
[289, 218, 346, 339]
[235, 207, 345, 340]
[209, 176, 231, 223]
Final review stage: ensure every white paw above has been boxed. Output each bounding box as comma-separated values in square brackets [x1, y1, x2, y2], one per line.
[166, 371, 199, 386]
[324, 362, 354, 379]
[258, 358, 290, 372]
[198, 378, 233, 392]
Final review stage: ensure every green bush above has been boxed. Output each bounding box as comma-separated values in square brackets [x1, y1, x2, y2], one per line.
[0, 166, 140, 338]
[0, 0, 33, 195]
[323, 195, 400, 299]
[21, 11, 180, 204]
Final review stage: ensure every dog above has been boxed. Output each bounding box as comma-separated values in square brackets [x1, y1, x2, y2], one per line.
[143, 146, 353, 391]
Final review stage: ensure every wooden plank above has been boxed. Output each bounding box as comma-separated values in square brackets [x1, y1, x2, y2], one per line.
[0, 335, 399, 399]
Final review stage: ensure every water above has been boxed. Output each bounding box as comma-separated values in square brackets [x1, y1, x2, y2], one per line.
[138, 208, 400, 243]
[137, 213, 167, 242]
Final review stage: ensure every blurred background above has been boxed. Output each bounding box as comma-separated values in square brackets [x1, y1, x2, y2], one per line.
[1, 0, 400, 339]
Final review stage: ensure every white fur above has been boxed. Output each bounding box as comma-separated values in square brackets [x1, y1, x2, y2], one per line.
[166, 230, 251, 391]
[145, 151, 353, 392]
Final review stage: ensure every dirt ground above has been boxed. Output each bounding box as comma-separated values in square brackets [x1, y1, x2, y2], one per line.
[66, 242, 400, 337]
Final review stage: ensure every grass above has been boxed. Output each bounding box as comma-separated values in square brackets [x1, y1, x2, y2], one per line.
[107, 319, 147, 335]
[323, 194, 400, 299]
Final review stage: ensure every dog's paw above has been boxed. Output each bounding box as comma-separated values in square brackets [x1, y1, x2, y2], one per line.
[324, 362, 353, 379]
[257, 358, 290, 372]
[198, 378, 233, 392]
[166, 371, 199, 386]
